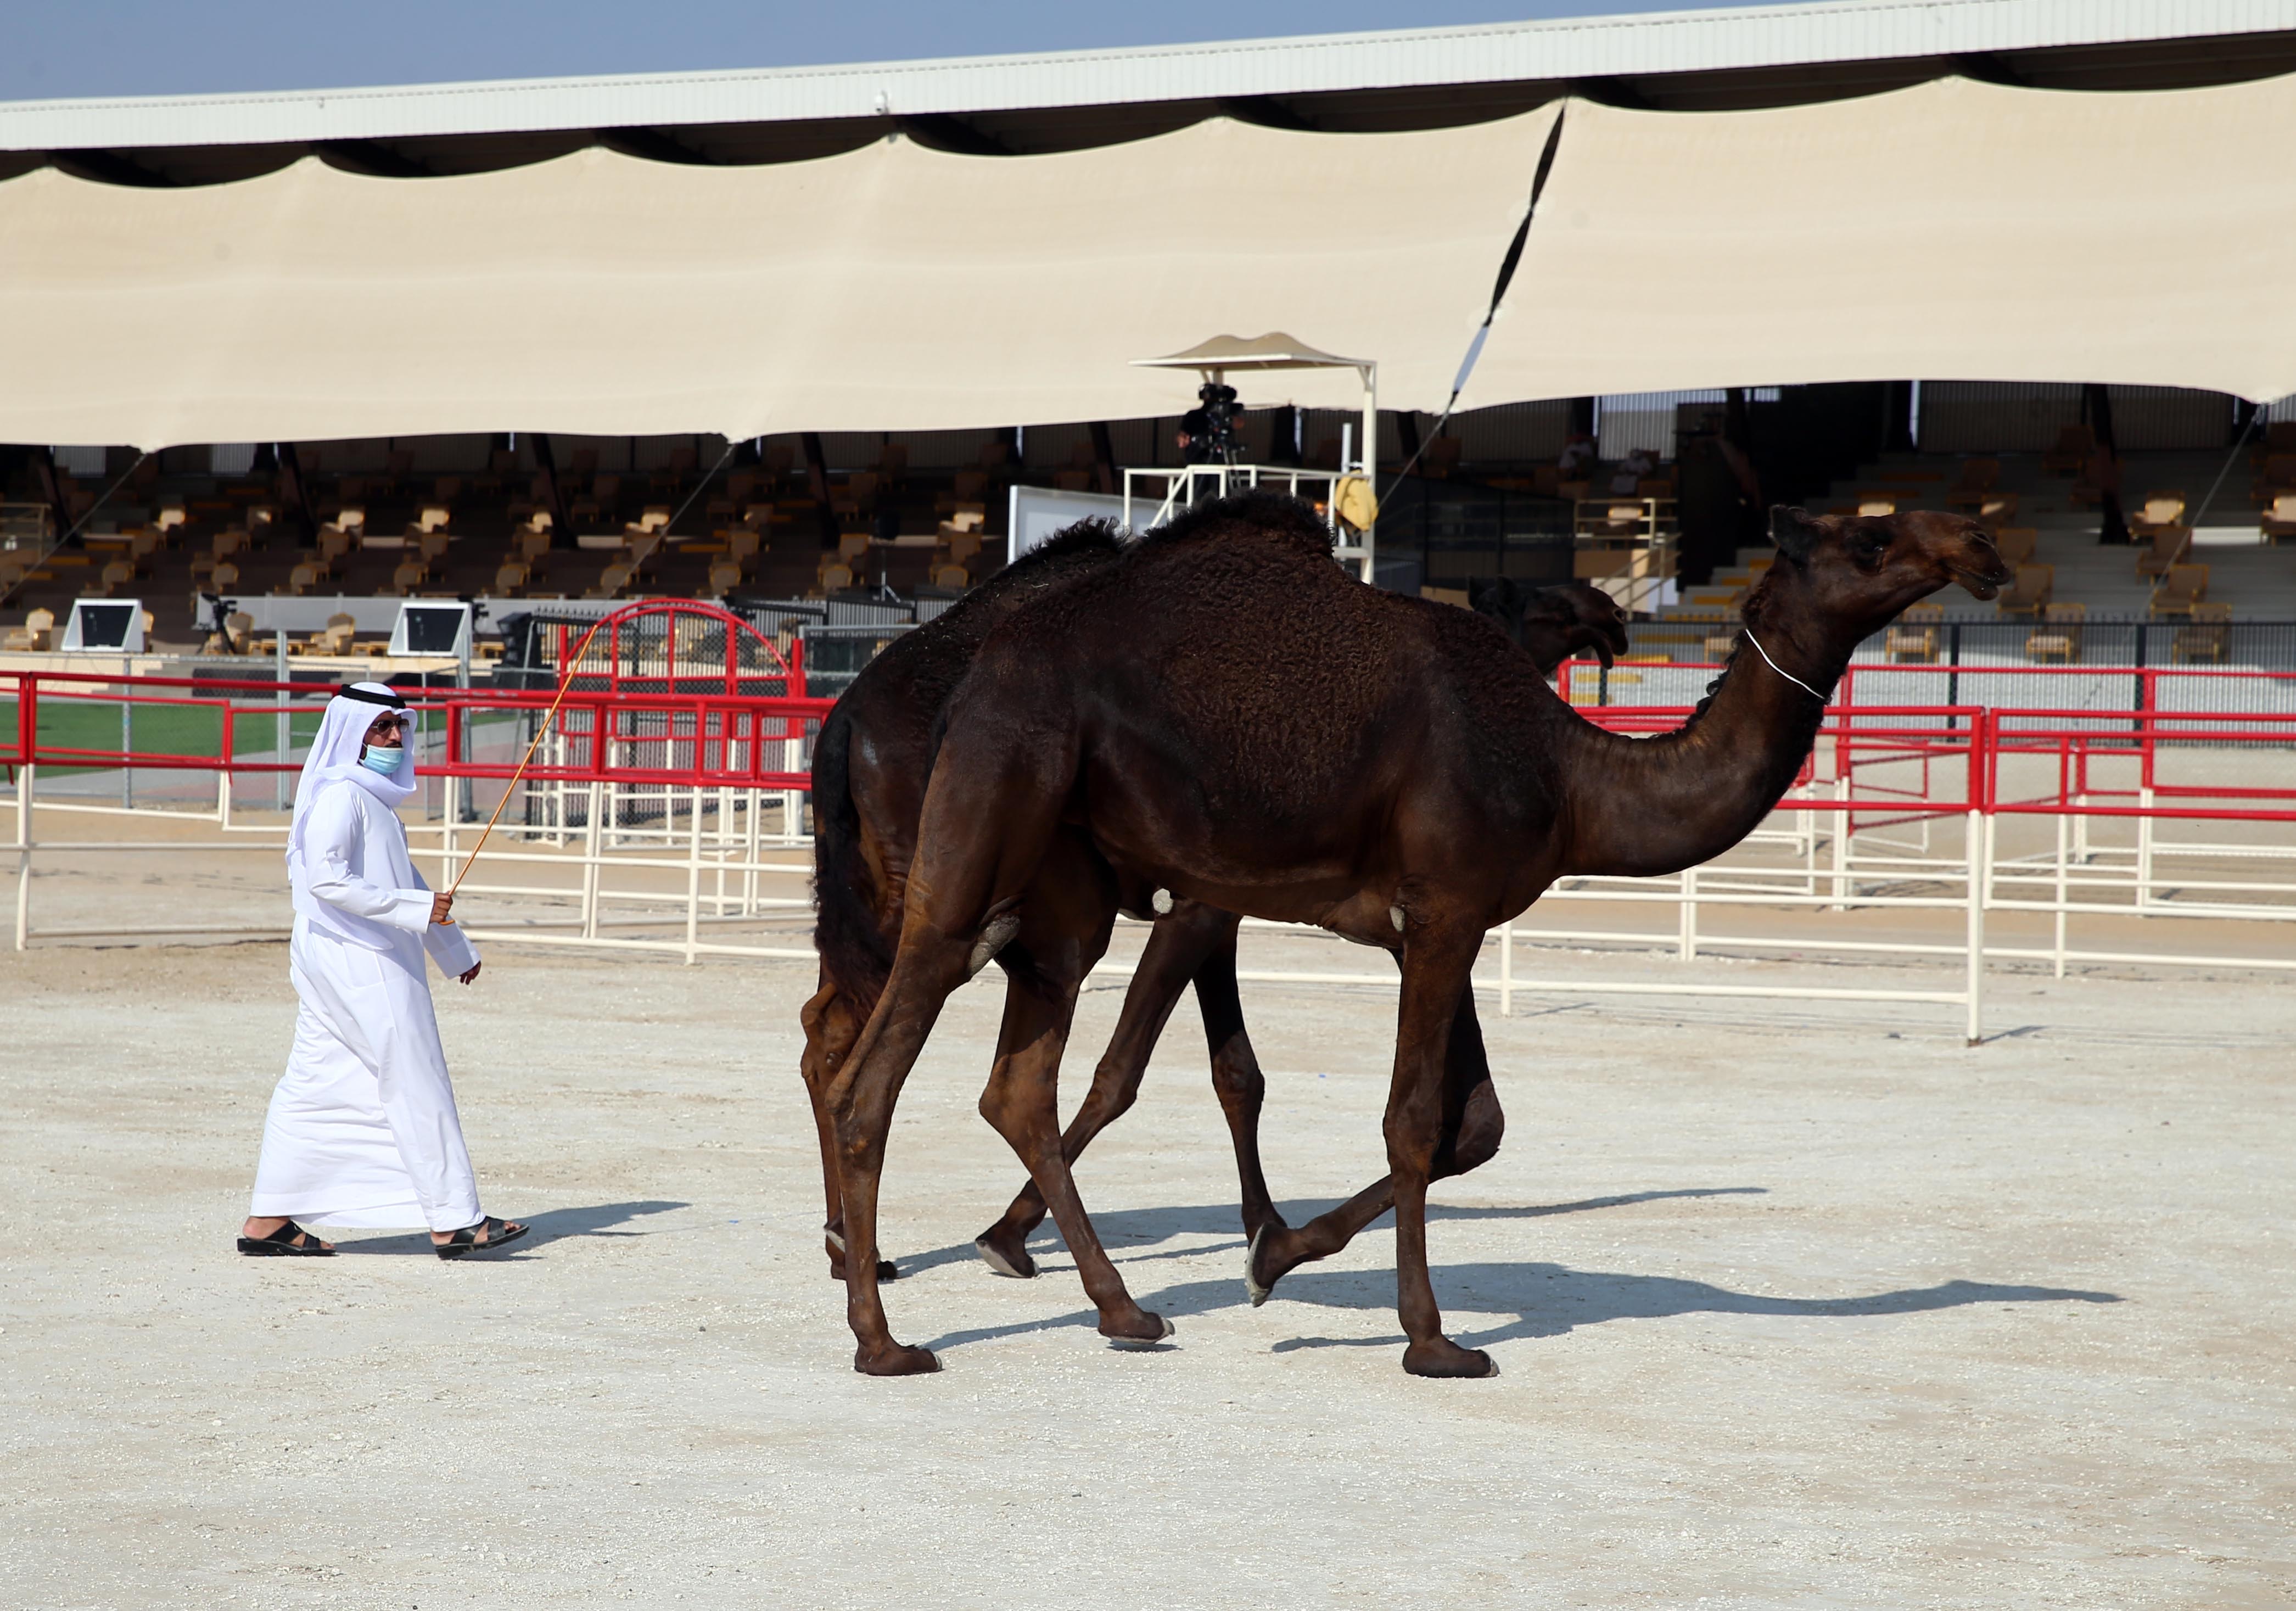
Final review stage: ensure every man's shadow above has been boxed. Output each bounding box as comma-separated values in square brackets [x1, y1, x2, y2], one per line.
[331, 1199, 688, 1255]
[908, 1187, 2119, 1355]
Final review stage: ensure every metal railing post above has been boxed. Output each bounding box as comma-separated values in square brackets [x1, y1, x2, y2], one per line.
[580, 780, 603, 940]
[1678, 863, 1697, 962]
[1965, 807, 1985, 1045]
[2053, 808, 2070, 978]
[684, 785, 704, 964]
[273, 629, 290, 813]
[1499, 921, 1514, 1019]
[13, 760, 31, 950]
[120, 655, 133, 810]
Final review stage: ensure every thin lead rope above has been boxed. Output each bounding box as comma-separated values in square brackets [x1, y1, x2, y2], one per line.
[1743, 627, 1827, 704]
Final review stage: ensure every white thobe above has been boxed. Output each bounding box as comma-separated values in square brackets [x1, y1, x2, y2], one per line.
[249, 779, 486, 1232]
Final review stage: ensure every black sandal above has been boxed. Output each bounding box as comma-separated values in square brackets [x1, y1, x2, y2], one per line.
[434, 1217, 528, 1259]
[236, 1220, 335, 1257]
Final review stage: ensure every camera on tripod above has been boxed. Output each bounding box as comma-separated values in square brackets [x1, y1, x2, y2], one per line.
[1183, 381, 1245, 465]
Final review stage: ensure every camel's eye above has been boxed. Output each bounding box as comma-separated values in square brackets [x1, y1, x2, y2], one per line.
[1851, 529, 1892, 567]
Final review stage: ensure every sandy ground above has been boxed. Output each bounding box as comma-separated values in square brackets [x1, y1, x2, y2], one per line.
[3, 917, 2293, 1609]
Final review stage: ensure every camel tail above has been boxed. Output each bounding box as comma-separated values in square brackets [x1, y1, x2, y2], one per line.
[809, 706, 895, 1015]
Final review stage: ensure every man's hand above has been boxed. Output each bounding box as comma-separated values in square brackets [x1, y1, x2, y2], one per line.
[458, 961, 482, 986]
[429, 891, 455, 926]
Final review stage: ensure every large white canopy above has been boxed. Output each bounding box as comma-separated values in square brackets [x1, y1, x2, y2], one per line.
[0, 110, 1554, 449]
[1471, 73, 2296, 409]
[2, 70, 2291, 451]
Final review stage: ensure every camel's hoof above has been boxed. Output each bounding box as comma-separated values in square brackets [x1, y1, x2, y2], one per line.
[974, 1232, 1037, 1280]
[853, 1343, 941, 1377]
[828, 1258, 899, 1284]
[1246, 1223, 1291, 1307]
[1402, 1339, 1499, 1379]
[1104, 1313, 1175, 1351]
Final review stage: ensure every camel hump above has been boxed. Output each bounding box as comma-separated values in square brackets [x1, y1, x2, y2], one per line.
[1138, 491, 1335, 562]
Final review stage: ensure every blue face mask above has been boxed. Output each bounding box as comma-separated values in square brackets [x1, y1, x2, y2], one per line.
[360, 743, 406, 776]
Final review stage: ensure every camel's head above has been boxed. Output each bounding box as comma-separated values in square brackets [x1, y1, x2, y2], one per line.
[1768, 506, 2010, 625]
[1531, 580, 1632, 668]
[1470, 577, 1633, 669]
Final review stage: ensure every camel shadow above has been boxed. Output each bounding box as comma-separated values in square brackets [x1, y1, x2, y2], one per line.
[328, 1199, 689, 1256]
[892, 1186, 1767, 1279]
[917, 1258, 2118, 1356]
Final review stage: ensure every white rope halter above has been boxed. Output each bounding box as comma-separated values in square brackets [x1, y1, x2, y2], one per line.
[1742, 628, 1827, 705]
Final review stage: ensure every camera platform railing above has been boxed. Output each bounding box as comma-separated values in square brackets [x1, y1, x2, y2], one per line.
[1121, 464, 1371, 574]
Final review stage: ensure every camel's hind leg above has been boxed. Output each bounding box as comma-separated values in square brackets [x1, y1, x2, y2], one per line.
[1245, 982, 1502, 1305]
[975, 838, 1170, 1345]
[798, 977, 897, 1284]
[975, 901, 1247, 1278]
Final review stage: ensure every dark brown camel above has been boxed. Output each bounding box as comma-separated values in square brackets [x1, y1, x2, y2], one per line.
[966, 575, 1627, 1279]
[802, 525, 1626, 1282]
[821, 492, 2006, 1377]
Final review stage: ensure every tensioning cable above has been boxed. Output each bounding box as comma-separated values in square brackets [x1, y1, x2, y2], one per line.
[1384, 105, 1570, 486]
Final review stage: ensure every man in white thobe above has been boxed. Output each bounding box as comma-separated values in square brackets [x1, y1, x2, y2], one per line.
[239, 681, 525, 1258]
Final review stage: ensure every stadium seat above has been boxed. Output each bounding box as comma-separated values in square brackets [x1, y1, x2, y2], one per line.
[1853, 495, 1897, 517]
[2129, 493, 2186, 538]
[283, 560, 326, 596]
[1996, 564, 2053, 618]
[1973, 492, 2018, 530]
[2261, 493, 2296, 543]
[305, 613, 356, 655]
[2025, 602, 2085, 663]
[586, 559, 637, 599]
[2172, 602, 2233, 662]
[707, 558, 743, 595]
[485, 560, 529, 598]
[4, 607, 57, 652]
[202, 610, 254, 656]
[816, 561, 856, 594]
[725, 528, 761, 570]
[90, 558, 135, 597]
[208, 561, 241, 594]
[1991, 527, 2038, 567]
[1885, 602, 1943, 663]
[929, 561, 970, 590]
[2134, 525, 2192, 579]
[390, 558, 427, 595]
[2149, 564, 2208, 617]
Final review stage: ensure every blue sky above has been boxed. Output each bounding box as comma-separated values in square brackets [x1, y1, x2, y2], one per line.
[8, 1, 1819, 102]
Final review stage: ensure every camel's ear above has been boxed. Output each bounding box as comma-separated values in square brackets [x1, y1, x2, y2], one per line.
[1770, 505, 1822, 563]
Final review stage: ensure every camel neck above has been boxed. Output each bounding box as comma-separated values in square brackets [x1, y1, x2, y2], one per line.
[1556, 583, 1854, 879]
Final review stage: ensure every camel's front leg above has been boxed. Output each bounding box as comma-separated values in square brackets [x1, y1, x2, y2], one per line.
[973, 844, 1169, 1347]
[1246, 979, 1502, 1304]
[1384, 921, 1497, 1378]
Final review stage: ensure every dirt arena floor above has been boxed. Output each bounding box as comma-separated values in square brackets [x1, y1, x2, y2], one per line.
[4, 907, 2292, 1607]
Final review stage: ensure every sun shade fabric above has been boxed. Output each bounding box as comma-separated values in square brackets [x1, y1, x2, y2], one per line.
[0, 110, 1558, 450]
[1468, 74, 2296, 410]
[6, 70, 2295, 452]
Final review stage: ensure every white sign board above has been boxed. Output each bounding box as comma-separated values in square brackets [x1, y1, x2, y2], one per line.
[388, 601, 472, 658]
[1007, 486, 1145, 566]
[61, 597, 144, 652]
